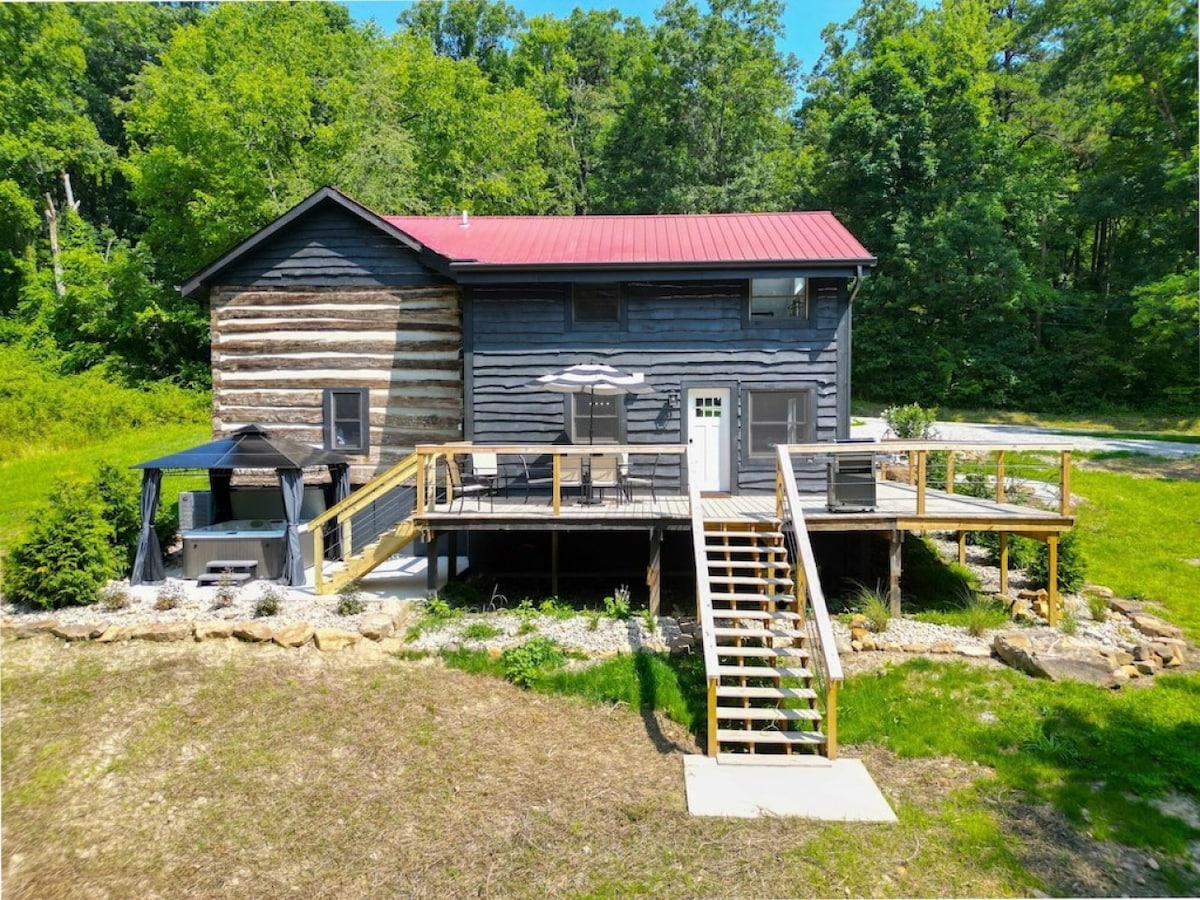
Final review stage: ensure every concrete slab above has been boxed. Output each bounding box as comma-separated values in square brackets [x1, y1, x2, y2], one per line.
[683, 755, 897, 821]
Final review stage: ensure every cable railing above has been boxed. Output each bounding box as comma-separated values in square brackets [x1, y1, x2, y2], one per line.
[776, 445, 843, 759]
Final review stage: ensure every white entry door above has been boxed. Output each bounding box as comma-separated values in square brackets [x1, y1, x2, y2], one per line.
[687, 387, 731, 493]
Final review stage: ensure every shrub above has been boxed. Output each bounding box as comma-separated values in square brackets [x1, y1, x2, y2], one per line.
[851, 583, 891, 632]
[155, 581, 186, 610]
[254, 585, 283, 617]
[1027, 531, 1087, 594]
[1087, 592, 1109, 623]
[960, 590, 1006, 638]
[603, 585, 632, 620]
[213, 571, 240, 609]
[2, 482, 118, 609]
[883, 403, 938, 439]
[94, 462, 141, 569]
[336, 580, 365, 616]
[99, 580, 131, 611]
[460, 621, 502, 641]
[501, 637, 566, 688]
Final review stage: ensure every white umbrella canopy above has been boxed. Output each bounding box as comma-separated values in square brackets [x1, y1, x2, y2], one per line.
[533, 362, 654, 443]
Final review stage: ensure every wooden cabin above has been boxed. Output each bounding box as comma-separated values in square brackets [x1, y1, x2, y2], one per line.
[182, 187, 876, 490]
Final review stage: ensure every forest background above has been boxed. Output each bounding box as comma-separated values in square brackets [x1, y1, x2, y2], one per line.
[2, 0, 1196, 414]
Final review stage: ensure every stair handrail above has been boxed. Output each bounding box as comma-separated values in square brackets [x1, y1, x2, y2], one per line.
[301, 452, 421, 533]
[776, 444, 843, 758]
[685, 450, 722, 756]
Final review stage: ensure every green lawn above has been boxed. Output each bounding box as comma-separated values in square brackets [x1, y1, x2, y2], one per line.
[1071, 466, 1200, 641]
[0, 423, 210, 549]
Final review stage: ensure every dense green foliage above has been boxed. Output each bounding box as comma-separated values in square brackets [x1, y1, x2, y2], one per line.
[0, 0, 1194, 410]
[2, 481, 118, 609]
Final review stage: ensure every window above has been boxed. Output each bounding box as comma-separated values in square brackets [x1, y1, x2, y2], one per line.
[746, 390, 813, 457]
[749, 277, 809, 320]
[323, 388, 369, 453]
[571, 393, 621, 443]
[572, 283, 621, 325]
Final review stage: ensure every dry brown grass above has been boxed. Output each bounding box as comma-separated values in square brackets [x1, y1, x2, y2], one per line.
[1, 637, 1086, 898]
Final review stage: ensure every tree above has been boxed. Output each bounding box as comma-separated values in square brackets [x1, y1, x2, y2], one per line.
[600, 0, 797, 212]
[398, 0, 525, 81]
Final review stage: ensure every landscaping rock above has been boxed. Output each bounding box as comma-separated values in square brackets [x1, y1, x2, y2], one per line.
[1098, 649, 1134, 668]
[1128, 613, 1183, 640]
[1085, 585, 1115, 599]
[313, 628, 361, 651]
[930, 641, 955, 654]
[10, 619, 58, 638]
[96, 625, 132, 643]
[379, 599, 411, 629]
[1108, 597, 1143, 616]
[902, 643, 931, 654]
[956, 645, 991, 658]
[1135, 661, 1158, 676]
[232, 622, 274, 643]
[194, 621, 233, 641]
[1150, 640, 1186, 667]
[359, 614, 394, 641]
[992, 632, 1119, 688]
[131, 622, 192, 642]
[51, 624, 102, 641]
[272, 623, 314, 648]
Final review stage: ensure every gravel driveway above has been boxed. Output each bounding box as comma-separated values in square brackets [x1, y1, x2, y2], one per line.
[852, 417, 1198, 459]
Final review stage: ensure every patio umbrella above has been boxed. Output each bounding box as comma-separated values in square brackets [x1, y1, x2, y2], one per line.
[534, 362, 653, 443]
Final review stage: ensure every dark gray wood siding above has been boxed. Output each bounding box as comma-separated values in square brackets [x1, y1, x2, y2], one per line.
[467, 278, 849, 493]
[219, 205, 448, 288]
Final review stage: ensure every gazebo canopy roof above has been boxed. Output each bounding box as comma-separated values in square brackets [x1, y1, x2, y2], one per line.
[133, 425, 347, 471]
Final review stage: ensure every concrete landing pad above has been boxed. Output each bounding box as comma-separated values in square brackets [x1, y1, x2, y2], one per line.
[683, 755, 897, 821]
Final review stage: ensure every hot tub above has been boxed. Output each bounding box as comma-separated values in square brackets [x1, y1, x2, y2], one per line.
[182, 519, 315, 579]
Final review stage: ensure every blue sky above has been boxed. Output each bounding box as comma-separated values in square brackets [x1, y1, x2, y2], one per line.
[342, 1, 863, 72]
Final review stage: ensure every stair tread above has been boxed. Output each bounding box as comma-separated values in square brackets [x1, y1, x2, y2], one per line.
[704, 529, 784, 540]
[196, 571, 253, 585]
[710, 608, 802, 620]
[717, 664, 813, 679]
[713, 626, 806, 640]
[204, 559, 258, 571]
[715, 706, 822, 721]
[716, 728, 825, 745]
[705, 559, 790, 570]
[708, 575, 794, 587]
[716, 685, 817, 700]
[714, 646, 809, 659]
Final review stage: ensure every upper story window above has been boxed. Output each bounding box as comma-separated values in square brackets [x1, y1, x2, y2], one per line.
[749, 277, 809, 321]
[323, 387, 369, 453]
[571, 283, 622, 327]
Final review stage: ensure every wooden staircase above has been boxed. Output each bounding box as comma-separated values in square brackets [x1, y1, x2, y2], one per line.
[702, 520, 826, 757]
[305, 452, 428, 595]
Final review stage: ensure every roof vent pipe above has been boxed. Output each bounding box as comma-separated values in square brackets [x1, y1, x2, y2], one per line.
[460, 210, 469, 228]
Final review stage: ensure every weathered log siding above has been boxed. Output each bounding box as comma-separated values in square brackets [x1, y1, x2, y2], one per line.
[211, 285, 462, 483]
[468, 279, 848, 493]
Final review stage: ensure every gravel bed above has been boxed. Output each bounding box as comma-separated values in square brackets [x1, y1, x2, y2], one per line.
[406, 612, 680, 656]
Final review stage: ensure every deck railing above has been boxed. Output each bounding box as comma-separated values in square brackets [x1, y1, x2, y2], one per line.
[414, 443, 687, 516]
[775, 445, 843, 759]
[685, 451, 723, 757]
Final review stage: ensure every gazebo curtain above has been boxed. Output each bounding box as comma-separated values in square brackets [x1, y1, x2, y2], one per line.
[279, 468, 305, 586]
[130, 468, 165, 585]
[330, 463, 351, 504]
[209, 468, 234, 523]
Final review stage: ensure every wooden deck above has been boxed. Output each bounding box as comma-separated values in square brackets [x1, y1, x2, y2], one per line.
[416, 480, 1072, 535]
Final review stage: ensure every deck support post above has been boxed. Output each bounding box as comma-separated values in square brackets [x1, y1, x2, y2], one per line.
[888, 529, 903, 616]
[999, 532, 1010, 596]
[446, 532, 458, 582]
[551, 531, 559, 598]
[957, 531, 967, 565]
[647, 526, 662, 617]
[426, 532, 439, 594]
[1047, 534, 1059, 628]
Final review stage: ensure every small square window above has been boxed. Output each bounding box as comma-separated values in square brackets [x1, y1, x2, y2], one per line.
[323, 388, 369, 453]
[572, 283, 621, 325]
[571, 394, 621, 443]
[746, 390, 812, 458]
[750, 277, 809, 320]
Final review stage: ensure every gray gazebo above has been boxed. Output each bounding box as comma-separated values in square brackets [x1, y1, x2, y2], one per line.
[131, 425, 350, 586]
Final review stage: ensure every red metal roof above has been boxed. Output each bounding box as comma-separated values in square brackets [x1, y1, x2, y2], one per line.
[383, 211, 874, 268]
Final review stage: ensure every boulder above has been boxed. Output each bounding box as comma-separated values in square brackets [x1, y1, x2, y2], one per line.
[272, 623, 314, 648]
[956, 645, 992, 658]
[930, 641, 955, 654]
[313, 628, 361, 651]
[992, 632, 1118, 688]
[194, 621, 234, 641]
[902, 643, 931, 653]
[96, 625, 132, 643]
[1128, 613, 1183, 640]
[358, 614, 394, 641]
[131, 622, 192, 642]
[379, 599, 411, 629]
[10, 619, 58, 638]
[1108, 597, 1143, 616]
[1097, 648, 1134, 668]
[848, 614, 869, 643]
[1085, 585, 1115, 599]
[1008, 597, 1032, 620]
[232, 622, 274, 643]
[1135, 660, 1158, 676]
[1150, 640, 1186, 667]
[51, 624, 103, 641]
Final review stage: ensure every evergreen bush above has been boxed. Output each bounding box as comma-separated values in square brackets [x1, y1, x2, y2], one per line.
[2, 482, 118, 609]
[882, 403, 939, 439]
